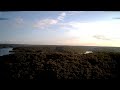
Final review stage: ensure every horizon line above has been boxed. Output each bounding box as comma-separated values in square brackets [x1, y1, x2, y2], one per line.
[0, 43, 120, 48]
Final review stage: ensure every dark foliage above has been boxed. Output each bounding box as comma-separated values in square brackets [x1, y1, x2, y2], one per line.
[0, 46, 120, 80]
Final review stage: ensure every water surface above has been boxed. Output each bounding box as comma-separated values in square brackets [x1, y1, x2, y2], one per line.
[0, 48, 13, 56]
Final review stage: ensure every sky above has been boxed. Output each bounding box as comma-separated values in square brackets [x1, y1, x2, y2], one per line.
[0, 11, 120, 47]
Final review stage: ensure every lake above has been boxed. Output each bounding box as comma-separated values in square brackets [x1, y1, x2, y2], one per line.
[0, 48, 13, 56]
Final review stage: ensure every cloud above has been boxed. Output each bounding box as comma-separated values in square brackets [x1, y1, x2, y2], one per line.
[34, 11, 78, 30]
[0, 17, 9, 20]
[58, 22, 74, 30]
[57, 12, 66, 21]
[8, 17, 25, 29]
[58, 21, 120, 41]
[34, 18, 58, 29]
[15, 17, 24, 24]
[34, 12, 66, 29]
[58, 20, 120, 35]
[57, 11, 82, 21]
[67, 11, 85, 15]
[93, 35, 111, 40]
[112, 17, 120, 19]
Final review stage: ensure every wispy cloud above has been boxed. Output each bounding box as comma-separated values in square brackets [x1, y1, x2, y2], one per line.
[4, 17, 25, 29]
[58, 21, 87, 31]
[34, 11, 83, 30]
[67, 11, 84, 15]
[34, 18, 58, 29]
[57, 12, 66, 21]
[93, 35, 111, 40]
[15, 17, 24, 24]
[34, 12, 75, 30]
[34, 11, 85, 30]
[57, 11, 82, 21]
[58, 22, 74, 30]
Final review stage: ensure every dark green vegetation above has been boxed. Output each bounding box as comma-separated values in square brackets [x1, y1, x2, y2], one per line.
[0, 45, 120, 80]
